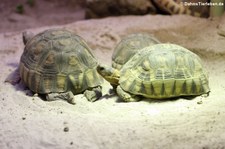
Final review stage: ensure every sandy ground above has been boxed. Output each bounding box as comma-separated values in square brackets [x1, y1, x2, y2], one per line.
[1, 13, 225, 149]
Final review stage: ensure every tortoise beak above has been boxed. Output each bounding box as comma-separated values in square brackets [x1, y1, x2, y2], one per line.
[96, 64, 120, 85]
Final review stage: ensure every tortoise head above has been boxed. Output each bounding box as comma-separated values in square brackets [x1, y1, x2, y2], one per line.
[97, 64, 120, 86]
[22, 31, 34, 45]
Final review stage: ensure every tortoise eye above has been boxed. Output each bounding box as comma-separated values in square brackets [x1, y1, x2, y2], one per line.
[97, 65, 105, 72]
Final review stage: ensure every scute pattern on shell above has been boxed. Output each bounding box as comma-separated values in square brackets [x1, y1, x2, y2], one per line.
[112, 33, 160, 70]
[19, 29, 103, 94]
[119, 43, 210, 98]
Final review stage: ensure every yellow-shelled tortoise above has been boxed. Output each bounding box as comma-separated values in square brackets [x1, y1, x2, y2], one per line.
[97, 43, 210, 102]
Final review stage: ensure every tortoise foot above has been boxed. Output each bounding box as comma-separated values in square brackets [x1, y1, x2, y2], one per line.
[46, 91, 75, 104]
[116, 86, 140, 102]
[84, 86, 102, 102]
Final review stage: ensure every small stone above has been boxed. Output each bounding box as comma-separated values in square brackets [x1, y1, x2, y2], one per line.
[64, 127, 69, 132]
[22, 117, 26, 120]
[197, 101, 203, 104]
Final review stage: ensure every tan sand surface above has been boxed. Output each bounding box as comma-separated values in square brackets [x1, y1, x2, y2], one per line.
[1, 14, 225, 149]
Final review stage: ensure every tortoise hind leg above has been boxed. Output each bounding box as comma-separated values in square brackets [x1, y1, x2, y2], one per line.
[5, 67, 21, 85]
[116, 86, 140, 102]
[84, 86, 102, 102]
[46, 91, 75, 104]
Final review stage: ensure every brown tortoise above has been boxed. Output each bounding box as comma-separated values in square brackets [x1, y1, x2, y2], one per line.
[9, 29, 103, 104]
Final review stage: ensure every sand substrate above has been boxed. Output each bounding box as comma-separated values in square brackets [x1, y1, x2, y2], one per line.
[1, 14, 225, 149]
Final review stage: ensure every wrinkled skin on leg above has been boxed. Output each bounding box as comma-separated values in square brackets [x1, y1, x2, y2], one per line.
[84, 86, 102, 102]
[116, 86, 140, 102]
[46, 91, 75, 104]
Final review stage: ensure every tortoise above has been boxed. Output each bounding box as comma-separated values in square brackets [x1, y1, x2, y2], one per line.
[112, 33, 160, 70]
[152, 0, 202, 17]
[97, 43, 210, 102]
[9, 29, 103, 104]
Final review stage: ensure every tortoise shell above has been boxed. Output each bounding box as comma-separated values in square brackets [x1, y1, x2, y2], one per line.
[119, 43, 210, 98]
[19, 29, 103, 95]
[112, 33, 160, 70]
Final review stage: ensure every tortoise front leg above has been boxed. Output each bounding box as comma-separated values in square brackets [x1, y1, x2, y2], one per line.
[46, 91, 75, 104]
[84, 86, 102, 102]
[116, 86, 140, 102]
